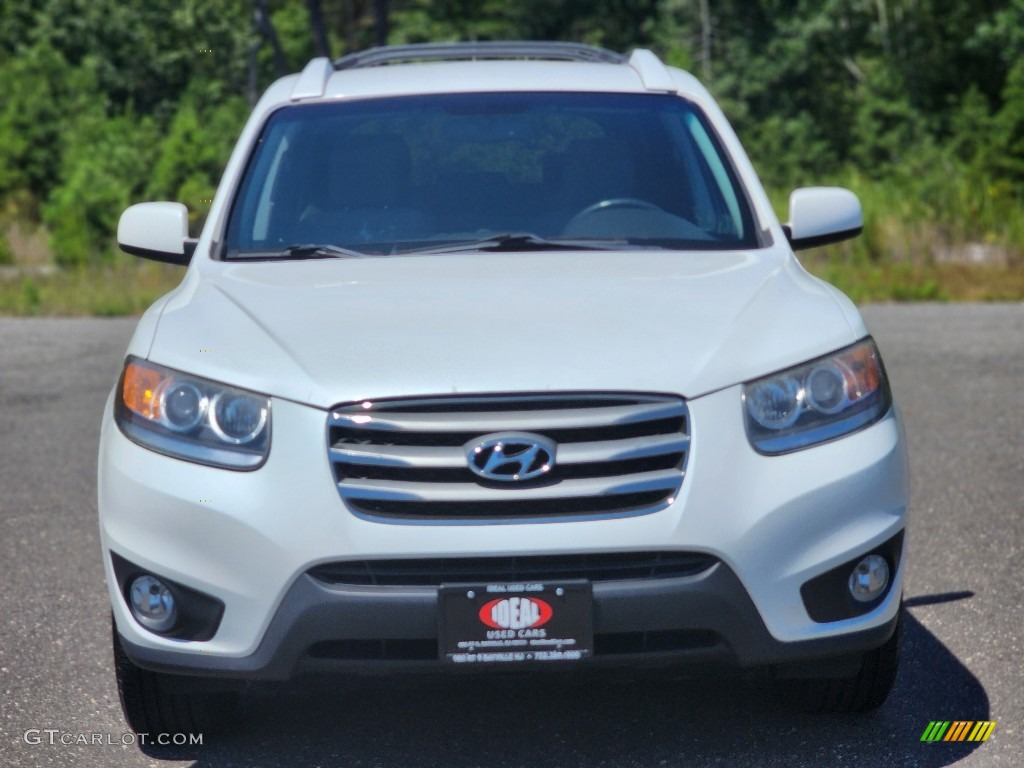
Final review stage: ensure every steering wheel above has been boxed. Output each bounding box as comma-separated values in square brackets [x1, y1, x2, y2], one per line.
[573, 198, 665, 219]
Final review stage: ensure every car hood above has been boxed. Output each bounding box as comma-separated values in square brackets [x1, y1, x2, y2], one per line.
[145, 249, 862, 408]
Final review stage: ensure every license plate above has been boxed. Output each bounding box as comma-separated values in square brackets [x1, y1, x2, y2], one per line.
[439, 580, 593, 665]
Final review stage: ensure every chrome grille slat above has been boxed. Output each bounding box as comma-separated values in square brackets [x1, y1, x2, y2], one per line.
[330, 400, 685, 433]
[329, 444, 464, 468]
[337, 469, 684, 502]
[329, 432, 689, 469]
[327, 393, 689, 521]
[556, 433, 690, 464]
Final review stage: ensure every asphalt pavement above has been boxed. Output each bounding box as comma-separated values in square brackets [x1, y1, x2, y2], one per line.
[1, 304, 1021, 767]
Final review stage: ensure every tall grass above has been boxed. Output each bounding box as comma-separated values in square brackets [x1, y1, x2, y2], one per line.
[767, 158, 1023, 302]
[2, 167, 1022, 317]
[0, 257, 183, 316]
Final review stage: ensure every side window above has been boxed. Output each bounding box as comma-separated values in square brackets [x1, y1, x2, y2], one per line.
[682, 112, 745, 239]
[251, 134, 291, 241]
[227, 128, 294, 250]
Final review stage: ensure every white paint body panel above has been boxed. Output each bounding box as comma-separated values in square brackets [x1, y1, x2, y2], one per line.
[100, 389, 907, 657]
[143, 247, 861, 408]
[100, 51, 908, 668]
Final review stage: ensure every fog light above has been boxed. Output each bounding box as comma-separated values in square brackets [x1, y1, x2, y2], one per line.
[129, 575, 177, 633]
[848, 555, 889, 603]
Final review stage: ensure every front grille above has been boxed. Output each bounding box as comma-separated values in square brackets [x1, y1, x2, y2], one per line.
[327, 393, 689, 521]
[593, 630, 725, 656]
[304, 631, 726, 662]
[307, 638, 437, 661]
[308, 551, 718, 587]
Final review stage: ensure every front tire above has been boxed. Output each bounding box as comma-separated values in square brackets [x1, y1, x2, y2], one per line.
[112, 617, 238, 737]
[776, 607, 902, 713]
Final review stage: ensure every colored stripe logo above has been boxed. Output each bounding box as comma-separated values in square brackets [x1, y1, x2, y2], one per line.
[921, 721, 996, 742]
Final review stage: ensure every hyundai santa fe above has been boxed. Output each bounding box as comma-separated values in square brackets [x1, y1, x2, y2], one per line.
[100, 41, 909, 735]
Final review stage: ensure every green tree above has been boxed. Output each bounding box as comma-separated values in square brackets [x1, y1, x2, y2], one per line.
[0, 44, 70, 210]
[42, 63, 159, 267]
[147, 90, 249, 228]
[992, 59, 1024, 187]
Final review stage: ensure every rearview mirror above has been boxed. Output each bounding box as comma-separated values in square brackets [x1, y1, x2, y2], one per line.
[784, 187, 863, 251]
[117, 202, 197, 265]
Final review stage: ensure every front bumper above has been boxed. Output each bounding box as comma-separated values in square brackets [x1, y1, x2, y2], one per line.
[117, 546, 902, 680]
[99, 383, 909, 677]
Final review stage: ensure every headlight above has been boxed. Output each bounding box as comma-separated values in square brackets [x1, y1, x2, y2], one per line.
[115, 356, 270, 469]
[743, 339, 891, 454]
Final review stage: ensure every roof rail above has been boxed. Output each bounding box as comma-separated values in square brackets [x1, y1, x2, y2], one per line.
[333, 41, 625, 70]
[627, 49, 678, 93]
[290, 57, 333, 100]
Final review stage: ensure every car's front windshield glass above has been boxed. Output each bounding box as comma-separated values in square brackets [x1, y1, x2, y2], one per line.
[224, 92, 761, 258]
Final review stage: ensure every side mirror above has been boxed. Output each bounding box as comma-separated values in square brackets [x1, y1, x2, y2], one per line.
[784, 187, 863, 251]
[117, 202, 197, 265]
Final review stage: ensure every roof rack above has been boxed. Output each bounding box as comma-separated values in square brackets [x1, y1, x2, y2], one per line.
[333, 41, 626, 70]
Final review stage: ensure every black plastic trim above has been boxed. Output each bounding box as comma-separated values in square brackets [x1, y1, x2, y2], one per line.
[111, 552, 224, 641]
[785, 225, 863, 251]
[117, 559, 899, 681]
[118, 241, 193, 266]
[333, 42, 626, 70]
[800, 530, 905, 623]
[309, 551, 718, 586]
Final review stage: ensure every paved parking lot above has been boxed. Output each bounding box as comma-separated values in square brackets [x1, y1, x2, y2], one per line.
[1, 304, 1021, 767]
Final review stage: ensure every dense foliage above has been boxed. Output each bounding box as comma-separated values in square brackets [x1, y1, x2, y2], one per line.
[0, 0, 1022, 266]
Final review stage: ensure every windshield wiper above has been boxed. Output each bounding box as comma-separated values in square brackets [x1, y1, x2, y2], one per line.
[280, 243, 371, 259]
[399, 233, 623, 255]
[229, 244, 371, 261]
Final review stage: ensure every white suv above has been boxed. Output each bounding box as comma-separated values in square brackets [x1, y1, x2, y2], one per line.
[101, 42, 909, 735]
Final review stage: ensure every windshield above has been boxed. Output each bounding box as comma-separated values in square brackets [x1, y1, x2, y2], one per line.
[224, 92, 761, 258]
